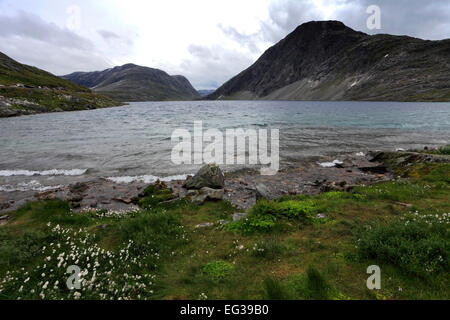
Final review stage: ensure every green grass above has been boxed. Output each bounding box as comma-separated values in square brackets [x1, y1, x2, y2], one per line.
[0, 162, 449, 300]
[0, 52, 122, 115]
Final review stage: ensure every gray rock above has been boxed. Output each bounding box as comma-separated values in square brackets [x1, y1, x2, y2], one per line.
[233, 212, 249, 222]
[186, 190, 199, 197]
[183, 164, 225, 190]
[201, 187, 224, 200]
[195, 222, 214, 229]
[191, 188, 224, 205]
[191, 193, 208, 205]
[255, 183, 274, 201]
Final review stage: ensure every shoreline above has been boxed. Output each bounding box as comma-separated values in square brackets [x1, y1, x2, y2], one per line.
[0, 151, 394, 214]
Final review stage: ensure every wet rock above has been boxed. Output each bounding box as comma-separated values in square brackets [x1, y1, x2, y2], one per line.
[68, 195, 83, 203]
[69, 182, 89, 194]
[183, 164, 225, 190]
[232, 212, 249, 222]
[35, 190, 56, 200]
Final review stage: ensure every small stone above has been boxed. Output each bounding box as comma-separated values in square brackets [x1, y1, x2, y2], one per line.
[256, 183, 274, 201]
[195, 222, 214, 229]
[232, 212, 249, 222]
[113, 197, 133, 204]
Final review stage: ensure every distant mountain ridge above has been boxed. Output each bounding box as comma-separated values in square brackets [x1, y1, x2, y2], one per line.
[0, 51, 122, 117]
[62, 64, 200, 102]
[208, 21, 450, 102]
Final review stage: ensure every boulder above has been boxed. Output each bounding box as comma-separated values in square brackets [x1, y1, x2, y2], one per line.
[183, 164, 224, 190]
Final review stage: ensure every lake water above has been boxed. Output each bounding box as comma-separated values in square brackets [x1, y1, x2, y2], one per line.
[1, 100, 449, 191]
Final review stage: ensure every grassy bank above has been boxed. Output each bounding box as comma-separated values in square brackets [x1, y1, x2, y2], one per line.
[0, 162, 448, 300]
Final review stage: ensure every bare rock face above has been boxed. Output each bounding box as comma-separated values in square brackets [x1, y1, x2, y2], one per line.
[208, 20, 450, 102]
[183, 164, 225, 190]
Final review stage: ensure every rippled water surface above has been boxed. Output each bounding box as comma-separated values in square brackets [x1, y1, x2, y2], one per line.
[1, 100, 449, 190]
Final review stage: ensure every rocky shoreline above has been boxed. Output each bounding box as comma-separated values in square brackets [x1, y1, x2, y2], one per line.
[0, 150, 448, 215]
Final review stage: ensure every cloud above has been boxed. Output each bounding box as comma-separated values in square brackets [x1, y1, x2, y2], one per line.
[0, 1, 449, 90]
[0, 10, 93, 50]
[0, 10, 111, 75]
[178, 44, 256, 90]
[97, 29, 121, 41]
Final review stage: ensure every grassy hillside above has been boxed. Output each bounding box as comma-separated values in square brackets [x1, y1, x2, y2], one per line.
[0, 154, 448, 300]
[0, 52, 123, 117]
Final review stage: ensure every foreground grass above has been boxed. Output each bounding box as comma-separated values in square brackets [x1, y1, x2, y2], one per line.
[0, 164, 448, 300]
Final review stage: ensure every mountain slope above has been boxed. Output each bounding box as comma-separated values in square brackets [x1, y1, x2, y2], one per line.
[62, 64, 200, 102]
[208, 21, 450, 102]
[0, 52, 122, 117]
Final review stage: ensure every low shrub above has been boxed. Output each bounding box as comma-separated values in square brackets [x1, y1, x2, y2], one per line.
[354, 213, 449, 277]
[119, 210, 187, 265]
[251, 238, 288, 260]
[202, 260, 234, 282]
[263, 277, 291, 300]
[227, 199, 317, 234]
[0, 229, 56, 267]
[303, 267, 332, 300]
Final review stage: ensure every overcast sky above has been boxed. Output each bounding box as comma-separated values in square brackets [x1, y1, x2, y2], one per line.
[0, 0, 449, 90]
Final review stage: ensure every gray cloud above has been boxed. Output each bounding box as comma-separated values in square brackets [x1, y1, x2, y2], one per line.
[0, 11, 112, 75]
[180, 44, 255, 90]
[97, 29, 121, 41]
[0, 10, 93, 50]
[209, 0, 450, 89]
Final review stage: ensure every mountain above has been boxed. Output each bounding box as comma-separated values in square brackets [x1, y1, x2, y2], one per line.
[0, 52, 122, 117]
[62, 64, 200, 102]
[208, 21, 450, 102]
[198, 89, 215, 97]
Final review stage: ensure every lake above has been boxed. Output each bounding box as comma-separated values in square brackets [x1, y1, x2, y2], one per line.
[1, 100, 449, 191]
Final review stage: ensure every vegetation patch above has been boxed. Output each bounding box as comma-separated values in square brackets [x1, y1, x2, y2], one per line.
[202, 260, 234, 283]
[354, 212, 449, 278]
[134, 181, 175, 209]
